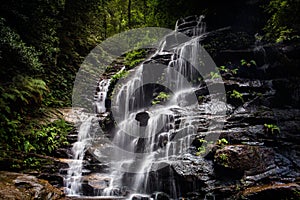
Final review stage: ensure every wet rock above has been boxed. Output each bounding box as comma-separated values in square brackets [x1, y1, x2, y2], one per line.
[0, 171, 64, 200]
[237, 183, 300, 200]
[151, 192, 170, 200]
[172, 155, 214, 196]
[146, 53, 173, 66]
[135, 111, 150, 127]
[214, 145, 275, 175]
[81, 173, 110, 195]
[130, 194, 151, 200]
[99, 111, 115, 132]
[38, 173, 64, 187]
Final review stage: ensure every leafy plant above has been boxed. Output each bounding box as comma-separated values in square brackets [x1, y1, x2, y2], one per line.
[210, 71, 221, 79]
[229, 90, 244, 102]
[241, 59, 256, 67]
[264, 0, 300, 42]
[26, 119, 72, 153]
[217, 138, 229, 146]
[196, 139, 207, 155]
[231, 68, 238, 75]
[151, 92, 170, 105]
[219, 66, 228, 73]
[229, 90, 244, 103]
[217, 153, 229, 167]
[218, 65, 238, 76]
[264, 123, 280, 134]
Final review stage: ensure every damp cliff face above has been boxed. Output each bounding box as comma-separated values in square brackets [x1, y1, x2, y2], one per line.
[56, 15, 300, 200]
[164, 15, 300, 199]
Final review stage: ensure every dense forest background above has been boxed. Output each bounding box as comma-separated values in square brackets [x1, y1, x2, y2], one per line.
[0, 0, 299, 169]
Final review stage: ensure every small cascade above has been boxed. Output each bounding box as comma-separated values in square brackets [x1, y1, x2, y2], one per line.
[64, 78, 111, 196]
[64, 115, 94, 196]
[95, 79, 111, 114]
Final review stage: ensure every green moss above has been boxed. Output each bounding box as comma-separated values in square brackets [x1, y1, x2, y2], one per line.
[124, 49, 147, 69]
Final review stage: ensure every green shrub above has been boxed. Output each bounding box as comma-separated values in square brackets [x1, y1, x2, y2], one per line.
[151, 92, 170, 105]
[229, 90, 244, 103]
[264, 123, 280, 134]
[217, 138, 229, 146]
[196, 139, 207, 155]
[264, 0, 300, 42]
[124, 49, 147, 69]
[240, 59, 256, 67]
[28, 119, 72, 154]
[210, 71, 221, 79]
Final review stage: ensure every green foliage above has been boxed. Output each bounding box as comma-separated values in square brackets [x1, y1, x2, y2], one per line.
[0, 75, 49, 148]
[28, 119, 72, 154]
[217, 138, 229, 146]
[196, 139, 207, 155]
[219, 66, 228, 73]
[264, 123, 280, 134]
[210, 71, 221, 79]
[231, 68, 238, 75]
[111, 70, 129, 81]
[151, 92, 170, 105]
[240, 59, 256, 67]
[2, 119, 71, 154]
[156, 92, 170, 100]
[124, 49, 147, 69]
[264, 0, 300, 42]
[217, 153, 229, 167]
[0, 76, 48, 116]
[0, 18, 42, 80]
[229, 90, 244, 103]
[218, 65, 239, 75]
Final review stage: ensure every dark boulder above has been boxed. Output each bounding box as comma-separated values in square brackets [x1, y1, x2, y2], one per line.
[135, 111, 150, 127]
[214, 145, 275, 175]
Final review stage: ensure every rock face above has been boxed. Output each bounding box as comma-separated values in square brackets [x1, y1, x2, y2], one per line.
[214, 145, 275, 174]
[0, 171, 65, 200]
[238, 183, 300, 200]
[145, 15, 300, 199]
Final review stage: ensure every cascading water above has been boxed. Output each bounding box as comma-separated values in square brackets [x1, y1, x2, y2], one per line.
[64, 79, 111, 196]
[65, 15, 224, 199]
[65, 115, 94, 196]
[95, 79, 111, 114]
[97, 16, 209, 198]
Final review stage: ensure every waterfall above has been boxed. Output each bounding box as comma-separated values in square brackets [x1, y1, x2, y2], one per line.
[65, 15, 223, 198]
[65, 115, 94, 196]
[99, 16, 208, 198]
[95, 79, 111, 114]
[65, 78, 110, 196]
